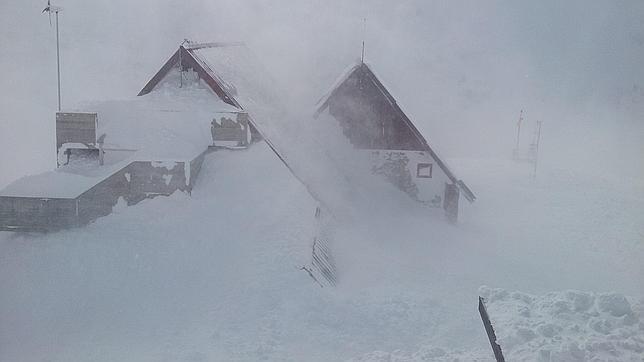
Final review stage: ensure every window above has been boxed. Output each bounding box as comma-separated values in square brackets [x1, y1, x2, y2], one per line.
[417, 163, 432, 178]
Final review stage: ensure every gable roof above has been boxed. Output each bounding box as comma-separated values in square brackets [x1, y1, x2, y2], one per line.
[139, 43, 240, 106]
[316, 62, 475, 202]
[138, 42, 350, 214]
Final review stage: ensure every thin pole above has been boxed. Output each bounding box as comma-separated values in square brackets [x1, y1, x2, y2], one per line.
[361, 18, 366, 63]
[55, 10, 61, 111]
[533, 121, 542, 178]
[515, 109, 523, 150]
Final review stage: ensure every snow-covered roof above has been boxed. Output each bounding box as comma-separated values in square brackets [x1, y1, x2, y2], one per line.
[91, 74, 236, 154]
[0, 76, 237, 199]
[0, 156, 133, 199]
[187, 43, 290, 133]
[136, 41, 474, 213]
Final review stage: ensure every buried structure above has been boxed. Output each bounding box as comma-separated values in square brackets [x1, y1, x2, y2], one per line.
[0, 42, 257, 232]
[0, 41, 474, 233]
[315, 61, 475, 222]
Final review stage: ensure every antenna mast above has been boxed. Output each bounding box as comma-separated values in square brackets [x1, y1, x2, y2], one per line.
[43, 1, 63, 111]
[361, 17, 366, 63]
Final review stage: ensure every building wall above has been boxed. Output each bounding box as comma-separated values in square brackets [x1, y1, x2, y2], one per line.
[0, 197, 78, 231]
[368, 149, 451, 207]
[76, 167, 130, 225]
[125, 161, 188, 202]
[326, 67, 425, 151]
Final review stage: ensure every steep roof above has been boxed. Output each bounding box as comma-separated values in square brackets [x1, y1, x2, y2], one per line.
[315, 62, 475, 202]
[138, 42, 348, 213]
[138, 42, 474, 206]
[139, 42, 282, 112]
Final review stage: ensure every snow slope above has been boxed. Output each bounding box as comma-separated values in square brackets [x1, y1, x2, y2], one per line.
[1, 143, 642, 361]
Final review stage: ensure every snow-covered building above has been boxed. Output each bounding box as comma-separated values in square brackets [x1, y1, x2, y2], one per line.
[0, 41, 473, 232]
[0, 42, 259, 231]
[315, 61, 475, 221]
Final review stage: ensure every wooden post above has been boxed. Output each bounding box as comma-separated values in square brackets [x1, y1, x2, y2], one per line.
[443, 183, 459, 223]
[479, 297, 506, 362]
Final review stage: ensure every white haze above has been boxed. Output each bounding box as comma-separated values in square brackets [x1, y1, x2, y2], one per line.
[0, 1, 643, 360]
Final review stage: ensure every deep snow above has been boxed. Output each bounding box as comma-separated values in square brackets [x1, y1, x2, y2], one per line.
[481, 287, 643, 361]
[0, 142, 643, 361]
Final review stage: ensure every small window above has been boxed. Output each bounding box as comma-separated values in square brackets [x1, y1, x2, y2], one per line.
[417, 163, 433, 178]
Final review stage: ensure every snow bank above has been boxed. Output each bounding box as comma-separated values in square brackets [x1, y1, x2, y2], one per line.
[1, 144, 642, 361]
[480, 286, 644, 361]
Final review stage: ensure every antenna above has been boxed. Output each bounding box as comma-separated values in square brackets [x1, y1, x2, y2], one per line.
[42, 0, 63, 111]
[512, 109, 524, 160]
[361, 17, 367, 64]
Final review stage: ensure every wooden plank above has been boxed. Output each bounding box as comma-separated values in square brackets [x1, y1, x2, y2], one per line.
[478, 296, 506, 362]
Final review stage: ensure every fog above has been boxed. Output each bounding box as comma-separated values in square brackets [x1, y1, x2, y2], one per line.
[1, 0, 643, 188]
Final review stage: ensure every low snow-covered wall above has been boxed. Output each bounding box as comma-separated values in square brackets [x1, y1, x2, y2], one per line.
[125, 160, 190, 203]
[0, 197, 79, 231]
[0, 151, 209, 232]
[479, 286, 644, 361]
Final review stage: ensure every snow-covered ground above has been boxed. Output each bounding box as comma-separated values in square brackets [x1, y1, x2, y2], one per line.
[1, 142, 643, 361]
[481, 287, 643, 361]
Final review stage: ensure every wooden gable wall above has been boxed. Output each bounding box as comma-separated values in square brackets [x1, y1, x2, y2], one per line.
[326, 65, 426, 151]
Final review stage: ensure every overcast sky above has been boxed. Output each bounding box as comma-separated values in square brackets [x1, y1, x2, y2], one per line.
[1, 0, 642, 187]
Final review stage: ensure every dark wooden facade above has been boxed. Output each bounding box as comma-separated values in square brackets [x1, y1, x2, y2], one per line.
[323, 64, 425, 151]
[316, 62, 476, 204]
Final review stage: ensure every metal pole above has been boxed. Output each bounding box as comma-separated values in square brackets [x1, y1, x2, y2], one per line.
[55, 10, 61, 111]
